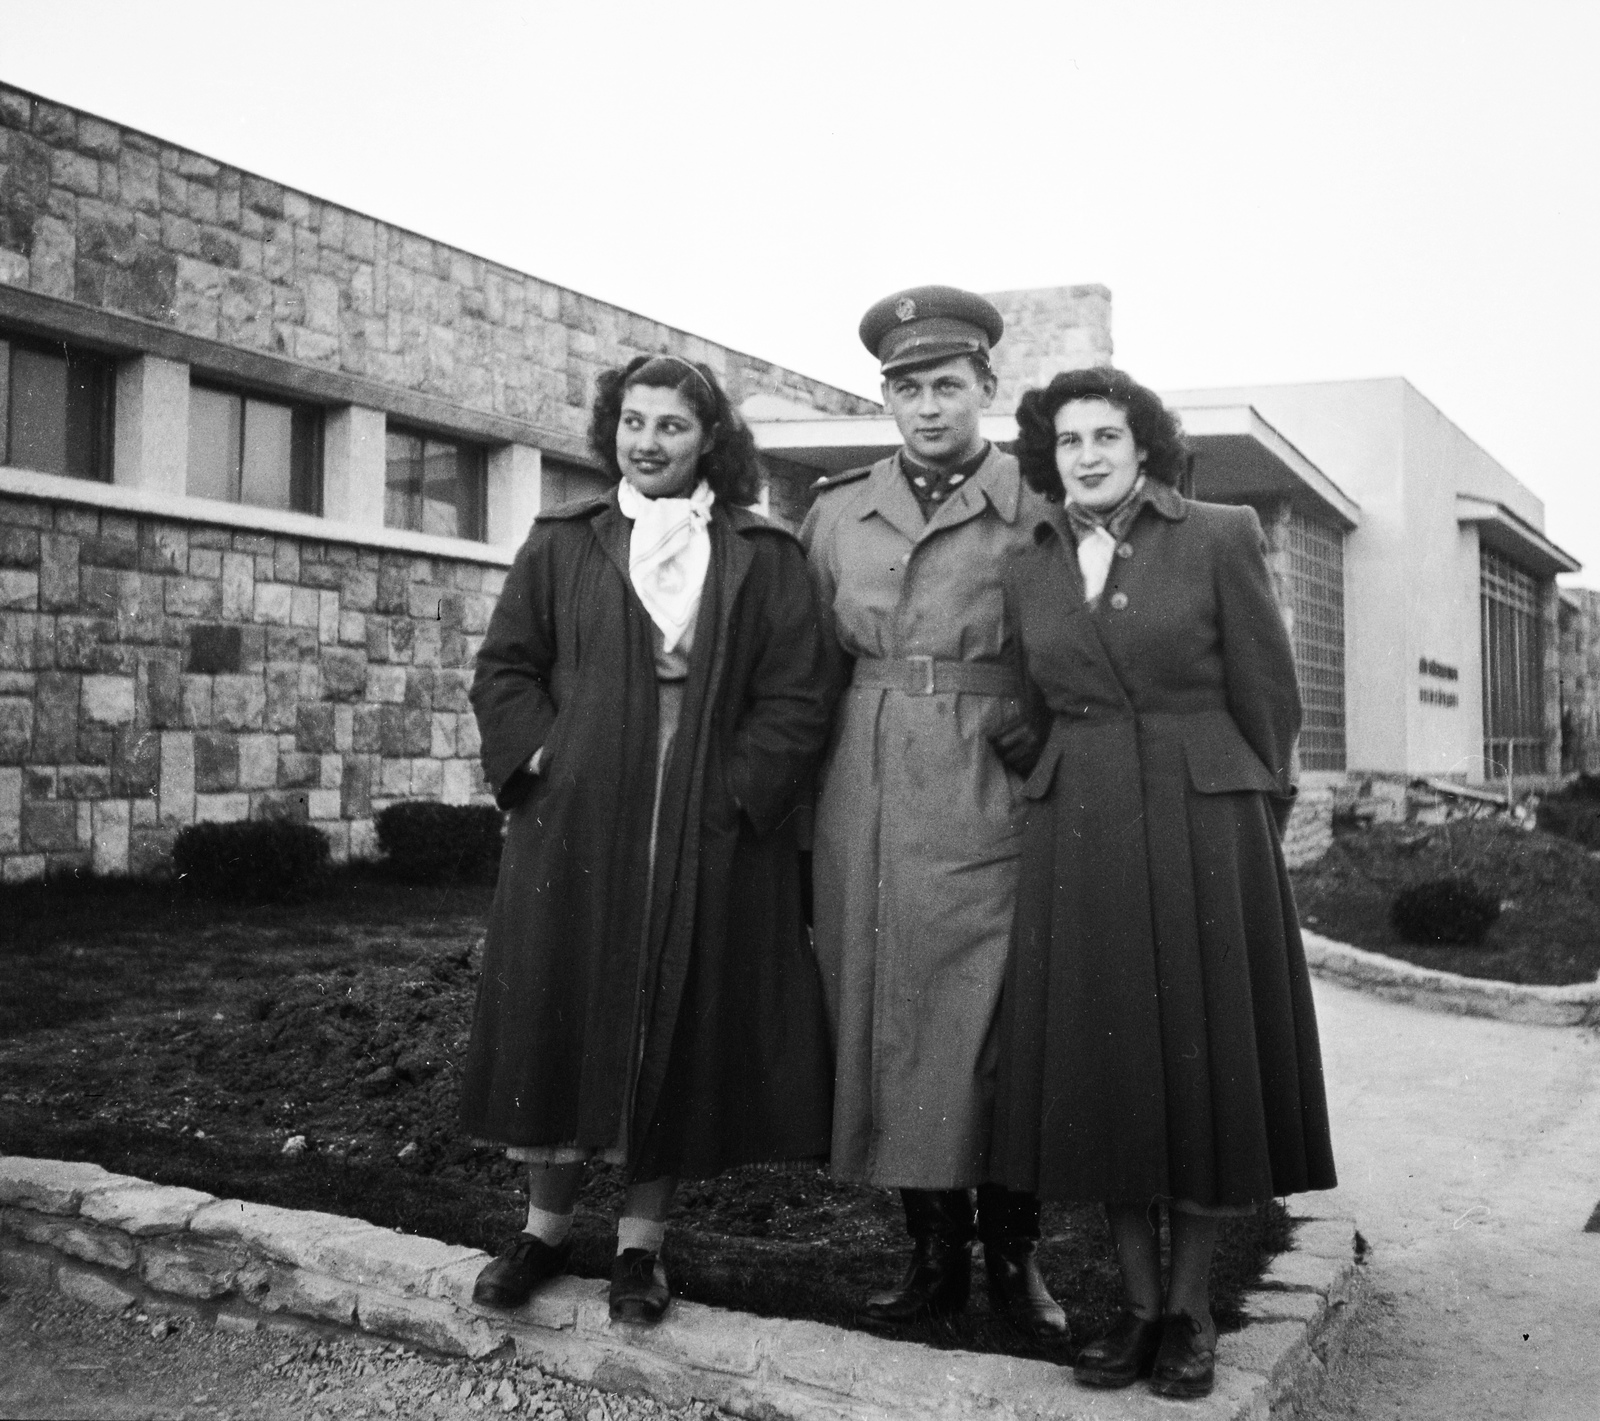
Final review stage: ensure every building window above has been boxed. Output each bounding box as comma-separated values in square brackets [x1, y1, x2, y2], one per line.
[1288, 510, 1347, 771]
[541, 455, 612, 509]
[385, 427, 486, 540]
[1480, 546, 1545, 778]
[187, 383, 322, 513]
[1, 335, 115, 481]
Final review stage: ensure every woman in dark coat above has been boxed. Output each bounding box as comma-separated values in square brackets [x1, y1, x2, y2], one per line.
[460, 355, 835, 1323]
[992, 368, 1337, 1398]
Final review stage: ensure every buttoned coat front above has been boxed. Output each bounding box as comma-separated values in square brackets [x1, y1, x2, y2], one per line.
[801, 448, 1058, 1187]
[991, 485, 1337, 1208]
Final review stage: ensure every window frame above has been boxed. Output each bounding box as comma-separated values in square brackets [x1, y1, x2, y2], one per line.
[1, 331, 116, 483]
[186, 378, 324, 515]
[383, 422, 488, 543]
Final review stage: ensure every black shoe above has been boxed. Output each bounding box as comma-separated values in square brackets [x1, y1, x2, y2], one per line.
[471, 1233, 571, 1308]
[609, 1249, 670, 1324]
[975, 1186, 1067, 1339]
[983, 1238, 1068, 1338]
[1149, 1312, 1216, 1399]
[860, 1188, 974, 1325]
[1072, 1310, 1164, 1388]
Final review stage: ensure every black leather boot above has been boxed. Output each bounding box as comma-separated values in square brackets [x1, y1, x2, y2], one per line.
[976, 1185, 1068, 1338]
[860, 1188, 973, 1325]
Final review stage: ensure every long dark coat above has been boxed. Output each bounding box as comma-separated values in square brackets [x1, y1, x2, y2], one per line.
[991, 484, 1337, 1208]
[459, 493, 836, 1182]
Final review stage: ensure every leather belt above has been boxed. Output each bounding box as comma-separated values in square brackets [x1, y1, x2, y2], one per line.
[851, 655, 1024, 697]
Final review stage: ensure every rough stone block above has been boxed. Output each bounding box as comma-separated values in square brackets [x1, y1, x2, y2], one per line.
[341, 756, 375, 818]
[410, 621, 443, 668]
[141, 1238, 240, 1299]
[213, 675, 266, 731]
[253, 582, 291, 625]
[1217, 1320, 1315, 1380]
[111, 728, 160, 796]
[58, 765, 111, 799]
[143, 656, 185, 728]
[0, 568, 41, 609]
[368, 665, 406, 704]
[376, 563, 410, 614]
[38, 533, 81, 610]
[296, 704, 337, 753]
[194, 733, 240, 793]
[181, 676, 212, 729]
[265, 626, 317, 662]
[429, 713, 456, 758]
[340, 567, 378, 611]
[262, 662, 303, 731]
[0, 526, 42, 567]
[1241, 1287, 1325, 1324]
[31, 670, 80, 758]
[165, 577, 222, 618]
[285, 586, 317, 630]
[0, 765, 20, 852]
[0, 1157, 122, 1214]
[1261, 1250, 1341, 1294]
[0, 698, 33, 763]
[434, 670, 472, 713]
[79, 532, 138, 569]
[320, 647, 366, 701]
[411, 757, 442, 799]
[277, 752, 319, 789]
[357, 1289, 505, 1359]
[91, 798, 131, 876]
[188, 1197, 356, 1269]
[338, 610, 366, 645]
[58, 1263, 140, 1313]
[0, 1246, 55, 1292]
[1292, 1220, 1356, 1261]
[237, 734, 278, 790]
[9, 1208, 139, 1270]
[307, 789, 341, 820]
[441, 758, 479, 806]
[22, 800, 78, 853]
[129, 825, 176, 877]
[140, 522, 189, 575]
[236, 1260, 358, 1325]
[380, 758, 412, 797]
[220, 552, 254, 620]
[273, 539, 299, 584]
[187, 624, 243, 675]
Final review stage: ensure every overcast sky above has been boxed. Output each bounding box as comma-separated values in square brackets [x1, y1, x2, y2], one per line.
[8, 1, 1599, 582]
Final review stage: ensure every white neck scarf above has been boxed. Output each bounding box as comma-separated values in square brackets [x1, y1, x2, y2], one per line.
[616, 477, 715, 652]
[1075, 525, 1118, 604]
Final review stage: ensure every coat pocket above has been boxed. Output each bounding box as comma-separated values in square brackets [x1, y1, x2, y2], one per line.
[1176, 713, 1282, 795]
[1020, 736, 1065, 800]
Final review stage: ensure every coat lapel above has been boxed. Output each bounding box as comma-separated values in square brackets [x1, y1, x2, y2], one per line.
[855, 456, 926, 548]
[920, 445, 1020, 543]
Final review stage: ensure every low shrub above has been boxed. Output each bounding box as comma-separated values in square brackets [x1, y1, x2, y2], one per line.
[1537, 777, 1600, 850]
[172, 820, 331, 903]
[374, 801, 504, 884]
[1389, 874, 1502, 947]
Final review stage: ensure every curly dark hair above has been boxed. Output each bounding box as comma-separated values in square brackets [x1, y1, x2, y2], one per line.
[587, 355, 763, 504]
[1013, 367, 1188, 500]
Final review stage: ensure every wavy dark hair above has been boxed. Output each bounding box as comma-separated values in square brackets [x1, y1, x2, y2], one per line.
[1013, 366, 1188, 500]
[587, 355, 763, 504]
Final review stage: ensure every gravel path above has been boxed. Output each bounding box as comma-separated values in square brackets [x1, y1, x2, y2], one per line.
[0, 1278, 732, 1421]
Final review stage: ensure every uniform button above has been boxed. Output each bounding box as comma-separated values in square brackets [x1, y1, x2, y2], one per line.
[1109, 591, 1129, 611]
[1116, 542, 1132, 558]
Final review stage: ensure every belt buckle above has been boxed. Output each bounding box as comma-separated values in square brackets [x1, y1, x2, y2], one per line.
[906, 654, 935, 696]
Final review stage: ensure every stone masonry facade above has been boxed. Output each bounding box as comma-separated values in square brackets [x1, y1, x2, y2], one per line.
[0, 489, 504, 881]
[0, 83, 877, 457]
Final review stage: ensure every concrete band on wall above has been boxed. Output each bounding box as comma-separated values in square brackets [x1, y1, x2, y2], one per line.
[0, 1155, 1362, 1421]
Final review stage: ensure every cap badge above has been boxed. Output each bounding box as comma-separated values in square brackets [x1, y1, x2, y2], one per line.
[894, 297, 917, 322]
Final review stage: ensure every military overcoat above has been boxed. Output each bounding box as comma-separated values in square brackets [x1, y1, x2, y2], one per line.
[991, 485, 1338, 1208]
[459, 493, 836, 1182]
[801, 448, 1058, 1188]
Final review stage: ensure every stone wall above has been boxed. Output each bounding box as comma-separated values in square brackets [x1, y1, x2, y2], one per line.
[0, 489, 504, 882]
[0, 81, 877, 461]
[985, 284, 1113, 413]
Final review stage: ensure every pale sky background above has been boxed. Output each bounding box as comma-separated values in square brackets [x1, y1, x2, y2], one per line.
[6, 1, 1599, 582]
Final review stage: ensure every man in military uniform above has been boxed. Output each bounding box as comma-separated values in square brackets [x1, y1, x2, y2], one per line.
[801, 287, 1065, 1335]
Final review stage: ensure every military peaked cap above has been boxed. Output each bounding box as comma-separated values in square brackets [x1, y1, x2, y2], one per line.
[859, 285, 1005, 375]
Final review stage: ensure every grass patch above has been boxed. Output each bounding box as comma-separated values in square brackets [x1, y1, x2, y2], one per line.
[1, 867, 1294, 1358]
[1291, 818, 1600, 986]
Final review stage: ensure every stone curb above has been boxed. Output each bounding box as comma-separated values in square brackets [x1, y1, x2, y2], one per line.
[1302, 930, 1600, 1028]
[0, 1154, 1362, 1421]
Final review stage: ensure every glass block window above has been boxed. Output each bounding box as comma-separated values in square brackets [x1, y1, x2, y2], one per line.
[1288, 510, 1347, 771]
[2, 336, 115, 481]
[385, 427, 486, 540]
[187, 384, 322, 512]
[1480, 546, 1545, 778]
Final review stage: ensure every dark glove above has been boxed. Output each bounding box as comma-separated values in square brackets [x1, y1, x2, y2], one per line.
[990, 712, 1046, 779]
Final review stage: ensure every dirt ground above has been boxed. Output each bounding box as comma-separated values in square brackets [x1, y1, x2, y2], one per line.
[1289, 818, 1600, 985]
[0, 1274, 731, 1421]
[0, 870, 1284, 1360]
